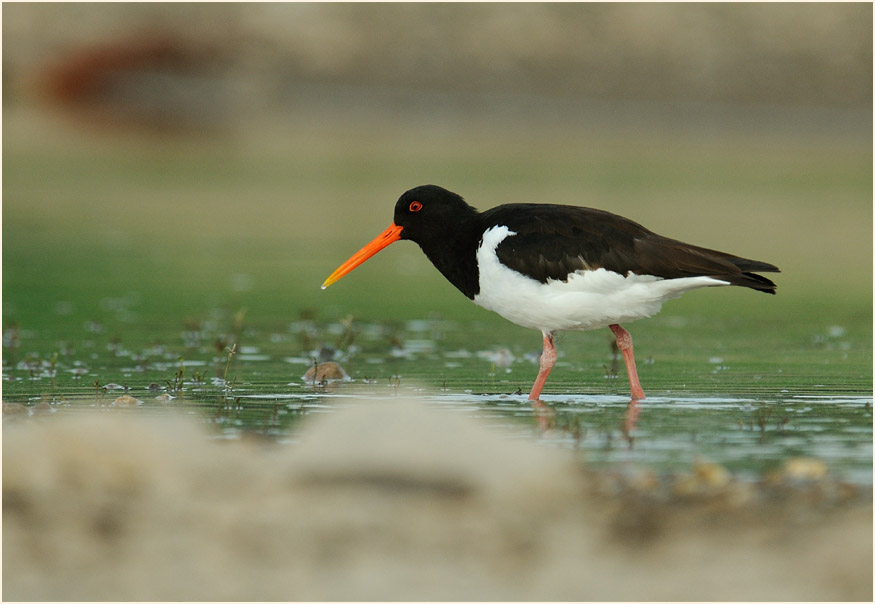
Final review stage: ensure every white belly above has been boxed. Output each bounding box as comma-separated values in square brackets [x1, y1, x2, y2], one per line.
[472, 226, 727, 332]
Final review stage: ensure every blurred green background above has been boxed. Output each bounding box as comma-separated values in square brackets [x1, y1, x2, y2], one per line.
[2, 3, 872, 381]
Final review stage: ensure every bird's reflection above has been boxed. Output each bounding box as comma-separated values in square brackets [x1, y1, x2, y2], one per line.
[530, 397, 641, 448]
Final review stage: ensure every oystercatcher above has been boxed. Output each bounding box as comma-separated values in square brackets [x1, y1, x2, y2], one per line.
[322, 185, 779, 402]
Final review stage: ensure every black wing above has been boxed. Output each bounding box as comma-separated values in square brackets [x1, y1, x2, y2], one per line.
[483, 204, 779, 294]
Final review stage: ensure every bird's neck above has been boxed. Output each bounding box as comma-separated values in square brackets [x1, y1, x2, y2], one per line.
[416, 218, 483, 300]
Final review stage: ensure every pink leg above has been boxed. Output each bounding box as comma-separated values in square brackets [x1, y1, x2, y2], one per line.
[609, 324, 646, 401]
[528, 331, 556, 401]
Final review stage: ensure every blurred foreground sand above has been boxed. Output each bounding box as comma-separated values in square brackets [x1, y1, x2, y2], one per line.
[4, 399, 871, 601]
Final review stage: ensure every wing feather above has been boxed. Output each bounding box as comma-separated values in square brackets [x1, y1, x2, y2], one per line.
[483, 203, 779, 294]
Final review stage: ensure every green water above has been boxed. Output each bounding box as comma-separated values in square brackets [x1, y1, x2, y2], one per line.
[2, 109, 872, 486]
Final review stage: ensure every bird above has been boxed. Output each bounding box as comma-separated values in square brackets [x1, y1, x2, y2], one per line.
[322, 184, 779, 402]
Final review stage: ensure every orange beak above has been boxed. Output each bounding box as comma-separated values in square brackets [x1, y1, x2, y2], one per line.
[321, 223, 404, 289]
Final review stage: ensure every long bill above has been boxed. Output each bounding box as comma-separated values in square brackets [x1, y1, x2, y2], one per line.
[321, 223, 404, 289]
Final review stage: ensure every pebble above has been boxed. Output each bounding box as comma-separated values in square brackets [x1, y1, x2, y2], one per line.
[672, 461, 732, 497]
[782, 457, 828, 481]
[302, 361, 350, 384]
[111, 395, 143, 408]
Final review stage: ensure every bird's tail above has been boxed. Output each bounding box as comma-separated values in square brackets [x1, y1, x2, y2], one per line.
[727, 258, 780, 294]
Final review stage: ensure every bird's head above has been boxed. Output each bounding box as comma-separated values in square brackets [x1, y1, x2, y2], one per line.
[321, 185, 475, 289]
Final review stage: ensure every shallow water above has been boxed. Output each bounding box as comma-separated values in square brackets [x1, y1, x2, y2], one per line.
[4, 314, 871, 487]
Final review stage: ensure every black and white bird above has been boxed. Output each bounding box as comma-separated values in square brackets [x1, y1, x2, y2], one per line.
[322, 185, 779, 402]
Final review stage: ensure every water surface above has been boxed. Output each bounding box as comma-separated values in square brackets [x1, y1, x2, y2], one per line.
[4, 314, 871, 487]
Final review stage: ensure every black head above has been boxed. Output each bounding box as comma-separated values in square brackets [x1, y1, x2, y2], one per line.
[393, 185, 479, 244]
[321, 184, 481, 293]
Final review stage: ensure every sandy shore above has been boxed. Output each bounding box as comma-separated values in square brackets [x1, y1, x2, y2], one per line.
[3, 398, 871, 601]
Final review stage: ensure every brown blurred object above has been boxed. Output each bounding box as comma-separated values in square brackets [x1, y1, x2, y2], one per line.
[37, 33, 234, 133]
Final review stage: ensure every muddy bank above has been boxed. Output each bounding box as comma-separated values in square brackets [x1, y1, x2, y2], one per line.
[3, 399, 871, 601]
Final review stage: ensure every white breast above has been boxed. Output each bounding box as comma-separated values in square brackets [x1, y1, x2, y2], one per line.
[472, 225, 727, 332]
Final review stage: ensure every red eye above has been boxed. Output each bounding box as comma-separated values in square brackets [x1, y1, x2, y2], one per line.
[409, 201, 423, 212]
